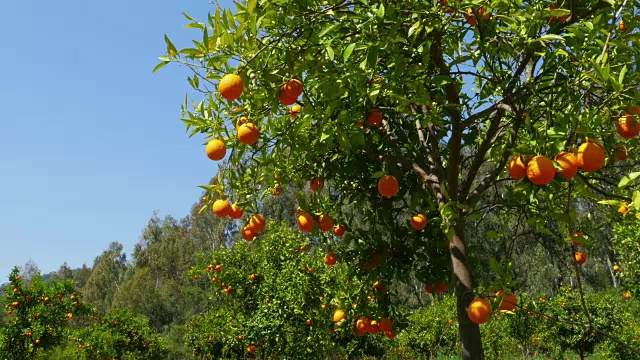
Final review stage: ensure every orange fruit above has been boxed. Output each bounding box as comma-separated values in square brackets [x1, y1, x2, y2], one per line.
[279, 90, 297, 105]
[281, 79, 303, 98]
[385, 331, 397, 339]
[297, 213, 315, 232]
[356, 316, 371, 334]
[623, 291, 631, 300]
[373, 281, 386, 294]
[205, 139, 226, 161]
[571, 232, 584, 247]
[333, 309, 345, 323]
[574, 251, 587, 264]
[247, 344, 256, 354]
[508, 154, 527, 181]
[306, 319, 312, 325]
[494, 291, 517, 312]
[249, 214, 266, 233]
[620, 19, 627, 33]
[629, 105, 640, 115]
[310, 177, 324, 192]
[465, 9, 477, 26]
[324, 252, 337, 266]
[235, 116, 249, 130]
[333, 224, 346, 237]
[218, 74, 243, 101]
[378, 175, 399, 198]
[616, 146, 628, 161]
[618, 113, 640, 139]
[242, 226, 256, 242]
[229, 204, 244, 219]
[435, 283, 448, 294]
[366, 109, 383, 126]
[577, 142, 605, 172]
[272, 184, 283, 196]
[238, 123, 260, 145]
[526, 155, 556, 185]
[411, 213, 427, 230]
[212, 199, 231, 217]
[613, 265, 620, 272]
[379, 317, 393, 332]
[424, 284, 433, 294]
[467, 298, 492, 325]
[554, 152, 578, 180]
[619, 203, 629, 216]
[318, 214, 334, 232]
[369, 320, 380, 334]
[290, 104, 301, 117]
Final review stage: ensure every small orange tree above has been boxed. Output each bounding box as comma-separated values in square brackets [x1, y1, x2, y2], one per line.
[160, 0, 640, 358]
[0, 267, 93, 358]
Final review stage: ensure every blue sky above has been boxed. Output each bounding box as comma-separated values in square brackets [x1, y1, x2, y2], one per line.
[0, 0, 229, 278]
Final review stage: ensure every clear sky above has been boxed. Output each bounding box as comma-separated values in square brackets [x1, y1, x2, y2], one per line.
[0, 0, 229, 278]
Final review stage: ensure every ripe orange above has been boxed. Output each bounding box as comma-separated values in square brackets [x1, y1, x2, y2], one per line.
[229, 204, 244, 219]
[249, 214, 266, 233]
[218, 74, 243, 101]
[494, 291, 517, 312]
[379, 317, 393, 332]
[577, 142, 605, 172]
[238, 123, 260, 145]
[215, 264, 222, 273]
[373, 281, 387, 294]
[247, 344, 256, 354]
[378, 175, 399, 198]
[369, 320, 380, 334]
[333, 224, 346, 237]
[279, 90, 297, 106]
[465, 9, 477, 26]
[618, 113, 640, 139]
[619, 203, 629, 216]
[424, 284, 433, 294]
[385, 331, 397, 339]
[526, 155, 556, 185]
[333, 309, 345, 323]
[356, 316, 371, 335]
[310, 177, 324, 192]
[318, 214, 334, 232]
[411, 213, 427, 230]
[467, 298, 492, 325]
[554, 152, 578, 180]
[435, 283, 448, 294]
[616, 146, 628, 161]
[235, 116, 249, 130]
[281, 79, 303, 98]
[366, 109, 383, 126]
[574, 251, 587, 264]
[629, 105, 640, 115]
[306, 319, 312, 325]
[613, 265, 620, 272]
[571, 232, 584, 247]
[205, 139, 226, 161]
[508, 154, 527, 181]
[242, 226, 256, 242]
[620, 19, 628, 33]
[623, 291, 631, 300]
[298, 213, 315, 232]
[290, 104, 301, 117]
[213, 199, 231, 217]
[324, 252, 337, 266]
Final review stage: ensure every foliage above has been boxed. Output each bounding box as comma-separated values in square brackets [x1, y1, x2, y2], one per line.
[0, 267, 93, 359]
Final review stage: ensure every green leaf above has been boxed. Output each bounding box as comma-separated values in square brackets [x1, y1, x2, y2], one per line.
[247, 0, 257, 15]
[487, 230, 500, 240]
[618, 172, 640, 188]
[366, 46, 379, 69]
[538, 34, 564, 42]
[597, 200, 622, 206]
[371, 171, 386, 179]
[164, 35, 178, 56]
[377, 4, 385, 18]
[153, 61, 169, 73]
[326, 46, 335, 61]
[319, 23, 338, 37]
[619, 65, 628, 85]
[489, 257, 502, 275]
[343, 43, 356, 62]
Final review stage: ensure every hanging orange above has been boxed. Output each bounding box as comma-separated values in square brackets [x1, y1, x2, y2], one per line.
[616, 146, 628, 161]
[229, 204, 244, 219]
[249, 214, 266, 233]
[279, 90, 297, 105]
[577, 142, 605, 172]
[310, 177, 324, 192]
[508, 154, 527, 181]
[238, 123, 260, 145]
[378, 175, 399, 198]
[212, 199, 231, 217]
[297, 213, 314, 232]
[366, 109, 383, 126]
[411, 214, 427, 230]
[281, 79, 303, 98]
[467, 298, 492, 325]
[218, 74, 243, 101]
[242, 226, 256, 242]
[618, 113, 640, 139]
[333, 224, 346, 237]
[290, 104, 301, 117]
[554, 152, 578, 180]
[526, 155, 556, 185]
[574, 251, 587, 264]
[205, 139, 226, 161]
[324, 252, 337, 266]
[494, 291, 517, 312]
[318, 214, 334, 232]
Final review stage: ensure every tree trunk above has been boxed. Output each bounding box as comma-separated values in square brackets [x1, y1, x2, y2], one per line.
[450, 226, 484, 359]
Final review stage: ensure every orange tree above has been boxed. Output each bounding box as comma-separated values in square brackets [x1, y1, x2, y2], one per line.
[160, 0, 640, 358]
[0, 267, 93, 358]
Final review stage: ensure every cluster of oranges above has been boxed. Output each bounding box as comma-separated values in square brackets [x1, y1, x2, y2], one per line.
[468, 291, 518, 325]
[332, 309, 396, 338]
